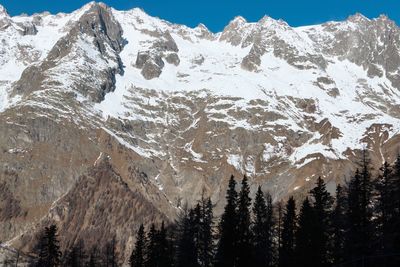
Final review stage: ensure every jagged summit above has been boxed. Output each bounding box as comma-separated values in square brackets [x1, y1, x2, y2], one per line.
[231, 15, 247, 24]
[347, 13, 371, 23]
[0, 4, 8, 16]
[258, 15, 289, 28]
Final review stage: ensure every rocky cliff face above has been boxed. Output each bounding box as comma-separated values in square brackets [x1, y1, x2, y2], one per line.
[1, 2, 400, 263]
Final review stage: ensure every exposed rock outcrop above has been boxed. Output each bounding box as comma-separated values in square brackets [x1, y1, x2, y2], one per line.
[12, 2, 125, 102]
[165, 52, 180, 66]
[135, 31, 179, 79]
[16, 22, 37, 35]
[15, 155, 172, 264]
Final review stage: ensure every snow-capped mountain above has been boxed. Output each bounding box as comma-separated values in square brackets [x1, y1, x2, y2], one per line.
[1, 2, 400, 261]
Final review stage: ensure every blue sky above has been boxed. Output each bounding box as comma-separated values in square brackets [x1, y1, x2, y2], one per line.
[0, 0, 398, 32]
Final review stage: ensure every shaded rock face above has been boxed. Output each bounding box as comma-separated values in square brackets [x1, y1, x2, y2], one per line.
[0, 107, 100, 242]
[141, 57, 164, 79]
[135, 52, 165, 79]
[219, 16, 250, 46]
[238, 17, 328, 71]
[134, 30, 180, 79]
[152, 31, 179, 52]
[191, 54, 205, 65]
[15, 156, 171, 264]
[135, 51, 151, 68]
[305, 15, 400, 88]
[12, 3, 125, 102]
[165, 52, 180, 66]
[77, 3, 124, 53]
[16, 22, 37, 35]
[195, 24, 214, 40]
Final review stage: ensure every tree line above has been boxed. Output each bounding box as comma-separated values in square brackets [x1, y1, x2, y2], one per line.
[27, 152, 400, 267]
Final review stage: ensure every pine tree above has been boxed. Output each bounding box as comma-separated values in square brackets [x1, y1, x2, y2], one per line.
[252, 186, 274, 267]
[198, 197, 214, 267]
[105, 237, 118, 267]
[310, 177, 333, 266]
[357, 150, 374, 259]
[236, 176, 253, 267]
[265, 192, 275, 266]
[332, 184, 347, 265]
[193, 203, 202, 263]
[64, 245, 79, 267]
[130, 224, 146, 267]
[157, 222, 173, 267]
[276, 201, 283, 267]
[375, 162, 393, 254]
[345, 164, 374, 263]
[86, 247, 100, 267]
[34, 224, 62, 267]
[359, 150, 374, 254]
[278, 197, 296, 267]
[295, 197, 319, 267]
[391, 155, 400, 259]
[176, 209, 198, 267]
[215, 175, 238, 267]
[64, 239, 86, 267]
[345, 169, 362, 262]
[145, 224, 158, 267]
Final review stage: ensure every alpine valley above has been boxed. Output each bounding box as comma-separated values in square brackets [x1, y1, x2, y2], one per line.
[1, 1, 400, 264]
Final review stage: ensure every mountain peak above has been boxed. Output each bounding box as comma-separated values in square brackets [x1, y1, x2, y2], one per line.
[347, 13, 370, 23]
[223, 16, 248, 29]
[197, 23, 208, 30]
[258, 15, 288, 27]
[232, 16, 247, 24]
[0, 4, 9, 17]
[77, 1, 110, 14]
[376, 14, 397, 25]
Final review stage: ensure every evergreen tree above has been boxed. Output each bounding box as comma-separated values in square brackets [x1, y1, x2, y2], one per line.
[64, 239, 86, 267]
[276, 201, 283, 267]
[345, 169, 362, 262]
[105, 237, 118, 267]
[193, 203, 202, 262]
[391, 155, 400, 259]
[86, 247, 100, 267]
[345, 166, 373, 263]
[236, 176, 254, 267]
[157, 222, 173, 267]
[176, 209, 198, 267]
[295, 197, 319, 267]
[265, 192, 275, 266]
[278, 197, 296, 267]
[130, 224, 146, 267]
[359, 150, 374, 254]
[64, 246, 79, 267]
[252, 186, 274, 267]
[332, 184, 347, 265]
[198, 196, 214, 267]
[34, 224, 62, 267]
[375, 162, 393, 253]
[215, 175, 238, 267]
[145, 224, 158, 267]
[353, 150, 373, 261]
[310, 177, 334, 266]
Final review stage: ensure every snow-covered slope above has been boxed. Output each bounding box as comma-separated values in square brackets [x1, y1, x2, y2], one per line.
[1, 2, 400, 259]
[93, 6, 400, 163]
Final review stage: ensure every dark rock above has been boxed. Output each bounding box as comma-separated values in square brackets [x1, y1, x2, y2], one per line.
[165, 53, 180, 66]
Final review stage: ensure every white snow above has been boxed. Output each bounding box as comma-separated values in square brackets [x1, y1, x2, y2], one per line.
[1, 5, 400, 166]
[227, 154, 243, 173]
